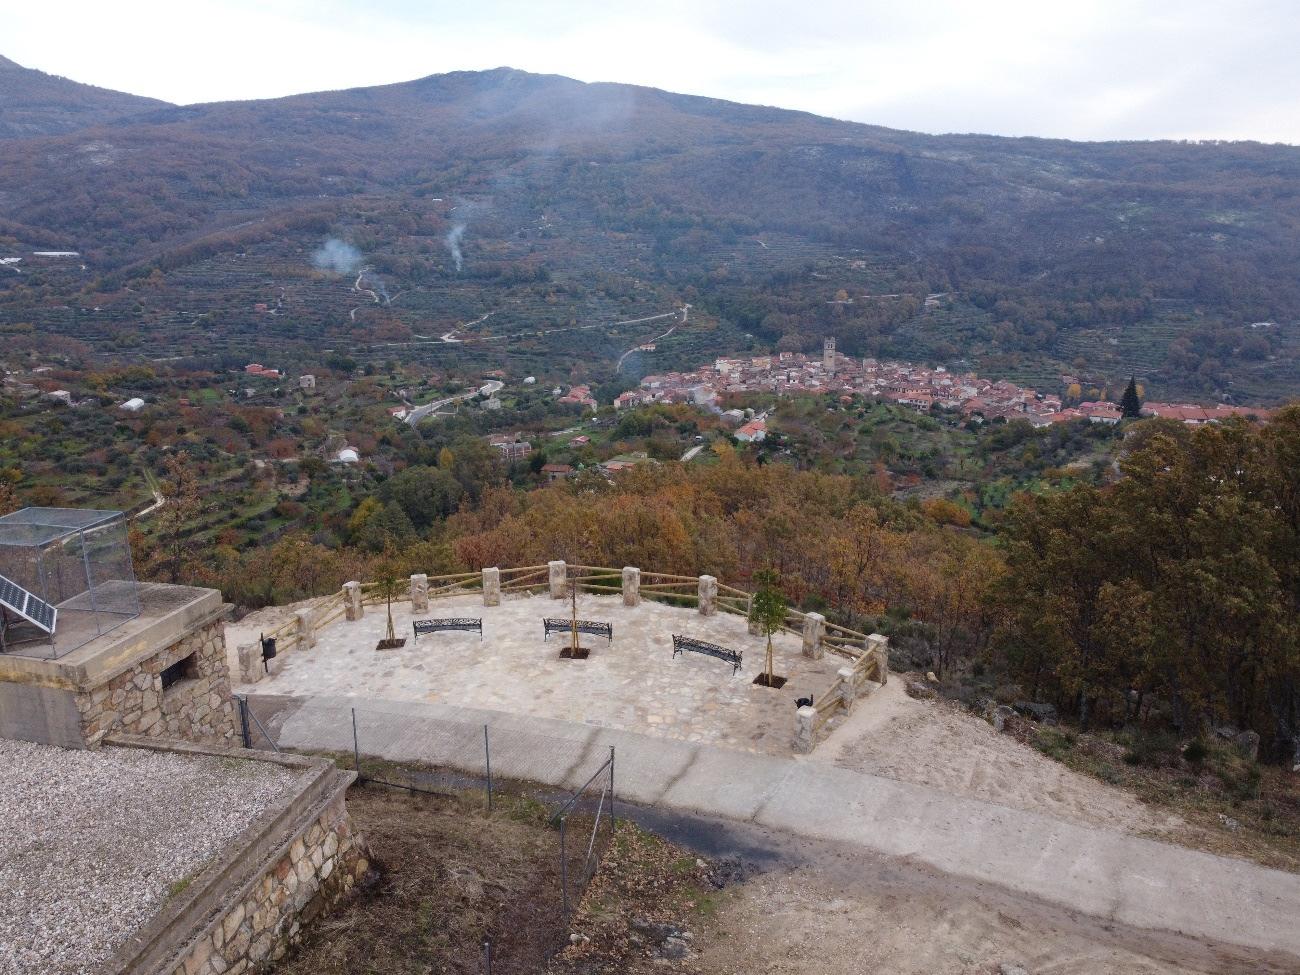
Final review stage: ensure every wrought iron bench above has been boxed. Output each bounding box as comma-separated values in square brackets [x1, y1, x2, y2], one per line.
[542, 618, 613, 643]
[412, 618, 483, 643]
[672, 634, 742, 675]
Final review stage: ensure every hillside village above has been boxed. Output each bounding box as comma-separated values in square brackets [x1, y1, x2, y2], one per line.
[616, 339, 1271, 430]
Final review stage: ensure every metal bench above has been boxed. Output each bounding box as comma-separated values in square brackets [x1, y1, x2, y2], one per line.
[672, 634, 742, 675]
[412, 618, 483, 643]
[542, 618, 613, 643]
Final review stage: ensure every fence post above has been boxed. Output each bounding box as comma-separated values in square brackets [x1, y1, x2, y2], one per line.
[560, 816, 569, 915]
[609, 745, 616, 826]
[838, 667, 856, 709]
[697, 574, 717, 616]
[802, 612, 826, 659]
[549, 560, 567, 599]
[484, 724, 493, 813]
[344, 581, 364, 621]
[794, 705, 816, 754]
[482, 939, 492, 975]
[482, 566, 501, 607]
[747, 594, 762, 635]
[294, 608, 316, 650]
[237, 695, 251, 748]
[622, 566, 640, 607]
[236, 642, 262, 683]
[410, 573, 429, 612]
[867, 633, 890, 685]
[351, 707, 362, 780]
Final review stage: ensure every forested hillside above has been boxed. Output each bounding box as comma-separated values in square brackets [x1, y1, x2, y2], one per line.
[2, 63, 1299, 401]
[0, 54, 167, 137]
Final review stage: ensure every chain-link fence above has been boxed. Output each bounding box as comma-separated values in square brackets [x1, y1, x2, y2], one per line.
[235, 695, 618, 970]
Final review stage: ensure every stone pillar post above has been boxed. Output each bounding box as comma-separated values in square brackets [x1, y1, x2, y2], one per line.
[483, 566, 501, 607]
[867, 633, 890, 685]
[838, 666, 856, 708]
[747, 594, 763, 635]
[294, 609, 316, 651]
[237, 643, 262, 684]
[698, 575, 717, 616]
[344, 581, 364, 621]
[802, 612, 825, 659]
[794, 705, 816, 755]
[622, 566, 640, 607]
[410, 573, 429, 612]
[549, 560, 567, 599]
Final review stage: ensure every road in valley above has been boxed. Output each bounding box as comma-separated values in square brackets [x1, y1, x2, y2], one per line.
[403, 380, 503, 426]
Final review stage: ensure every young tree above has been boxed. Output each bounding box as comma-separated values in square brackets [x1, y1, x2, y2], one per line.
[372, 554, 404, 648]
[749, 568, 788, 687]
[153, 454, 203, 584]
[1119, 377, 1143, 419]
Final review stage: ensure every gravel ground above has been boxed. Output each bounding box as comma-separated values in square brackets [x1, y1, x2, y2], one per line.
[0, 739, 312, 975]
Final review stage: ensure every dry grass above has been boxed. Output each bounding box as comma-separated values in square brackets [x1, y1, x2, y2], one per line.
[1025, 723, 1300, 871]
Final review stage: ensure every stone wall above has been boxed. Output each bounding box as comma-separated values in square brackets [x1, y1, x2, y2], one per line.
[165, 787, 368, 975]
[75, 617, 239, 747]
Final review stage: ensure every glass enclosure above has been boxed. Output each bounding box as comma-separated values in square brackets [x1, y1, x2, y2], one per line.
[0, 507, 140, 659]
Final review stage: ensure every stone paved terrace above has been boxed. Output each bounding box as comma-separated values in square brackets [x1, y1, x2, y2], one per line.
[0, 738, 313, 975]
[236, 592, 846, 754]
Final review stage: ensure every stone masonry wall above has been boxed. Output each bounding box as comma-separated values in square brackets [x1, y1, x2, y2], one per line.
[75, 618, 239, 746]
[168, 790, 369, 975]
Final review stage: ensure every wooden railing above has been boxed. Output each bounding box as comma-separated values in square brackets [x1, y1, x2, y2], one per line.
[498, 564, 550, 593]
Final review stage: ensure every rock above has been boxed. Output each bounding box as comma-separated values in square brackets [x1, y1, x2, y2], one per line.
[631, 917, 680, 945]
[659, 937, 689, 960]
[926, 671, 939, 682]
[1218, 813, 1241, 831]
[999, 965, 1029, 975]
[903, 677, 937, 700]
[1013, 701, 1058, 724]
[1233, 730, 1260, 762]
[990, 705, 1017, 733]
[1214, 725, 1239, 741]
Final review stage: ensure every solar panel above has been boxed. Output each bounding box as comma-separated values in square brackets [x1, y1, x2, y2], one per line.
[0, 572, 57, 634]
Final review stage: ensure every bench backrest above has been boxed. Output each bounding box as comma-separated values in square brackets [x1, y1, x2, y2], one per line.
[542, 618, 613, 641]
[412, 618, 482, 639]
[672, 634, 742, 674]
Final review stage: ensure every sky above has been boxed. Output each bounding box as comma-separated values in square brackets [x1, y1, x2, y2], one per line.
[5, 0, 1299, 143]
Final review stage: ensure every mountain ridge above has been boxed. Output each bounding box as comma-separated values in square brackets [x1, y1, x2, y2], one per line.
[0, 53, 171, 137]
[1, 58, 1299, 401]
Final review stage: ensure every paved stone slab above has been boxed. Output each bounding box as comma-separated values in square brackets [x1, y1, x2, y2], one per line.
[240, 592, 844, 755]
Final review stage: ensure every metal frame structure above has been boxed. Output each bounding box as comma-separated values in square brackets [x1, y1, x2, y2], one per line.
[0, 507, 140, 659]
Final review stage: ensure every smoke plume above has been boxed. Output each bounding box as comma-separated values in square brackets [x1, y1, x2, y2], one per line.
[312, 238, 362, 275]
[444, 223, 467, 273]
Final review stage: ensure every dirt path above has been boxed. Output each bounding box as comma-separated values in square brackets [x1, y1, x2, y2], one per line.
[816, 677, 1182, 837]
[628, 802, 1295, 975]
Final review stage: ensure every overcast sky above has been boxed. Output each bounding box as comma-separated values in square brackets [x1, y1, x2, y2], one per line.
[6, 0, 1298, 143]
